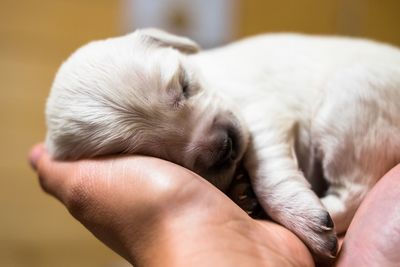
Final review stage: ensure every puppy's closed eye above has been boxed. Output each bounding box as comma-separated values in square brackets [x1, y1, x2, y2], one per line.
[181, 77, 190, 99]
[178, 66, 192, 99]
[167, 66, 199, 109]
[179, 67, 202, 99]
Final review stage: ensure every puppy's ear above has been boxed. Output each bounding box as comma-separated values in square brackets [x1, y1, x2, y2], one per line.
[137, 28, 200, 54]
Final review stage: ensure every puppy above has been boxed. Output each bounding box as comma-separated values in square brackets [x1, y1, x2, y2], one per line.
[45, 29, 400, 259]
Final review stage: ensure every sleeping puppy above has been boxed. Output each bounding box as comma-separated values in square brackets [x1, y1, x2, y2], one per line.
[45, 29, 400, 259]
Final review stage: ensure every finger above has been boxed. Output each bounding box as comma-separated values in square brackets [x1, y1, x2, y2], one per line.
[29, 143, 45, 170]
[336, 164, 400, 266]
[29, 143, 77, 202]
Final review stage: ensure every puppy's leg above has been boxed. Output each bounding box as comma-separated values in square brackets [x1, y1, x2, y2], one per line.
[317, 123, 400, 233]
[320, 172, 371, 233]
[244, 119, 337, 258]
[313, 68, 400, 234]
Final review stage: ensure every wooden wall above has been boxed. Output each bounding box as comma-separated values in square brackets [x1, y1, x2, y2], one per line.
[0, 1, 125, 266]
[239, 0, 400, 45]
[0, 0, 399, 266]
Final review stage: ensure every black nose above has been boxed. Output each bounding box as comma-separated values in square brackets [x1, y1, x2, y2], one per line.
[213, 134, 235, 169]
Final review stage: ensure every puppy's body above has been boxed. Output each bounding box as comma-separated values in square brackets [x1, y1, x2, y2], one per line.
[191, 34, 400, 255]
[46, 30, 400, 259]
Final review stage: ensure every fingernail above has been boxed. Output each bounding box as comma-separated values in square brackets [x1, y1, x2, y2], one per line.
[29, 144, 44, 170]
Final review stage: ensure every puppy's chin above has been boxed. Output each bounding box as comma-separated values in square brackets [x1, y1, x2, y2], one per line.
[200, 164, 239, 191]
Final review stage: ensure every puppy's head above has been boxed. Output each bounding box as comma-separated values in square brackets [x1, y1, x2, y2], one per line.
[46, 29, 249, 190]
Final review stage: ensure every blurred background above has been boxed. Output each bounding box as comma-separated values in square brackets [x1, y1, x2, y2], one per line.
[1, 0, 399, 266]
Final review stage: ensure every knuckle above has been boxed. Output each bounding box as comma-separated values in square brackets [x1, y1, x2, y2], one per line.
[65, 178, 89, 216]
[63, 164, 94, 217]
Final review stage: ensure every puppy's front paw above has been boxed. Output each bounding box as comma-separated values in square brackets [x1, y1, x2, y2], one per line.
[290, 210, 338, 260]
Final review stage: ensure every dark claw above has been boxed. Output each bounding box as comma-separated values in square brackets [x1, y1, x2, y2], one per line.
[238, 194, 248, 200]
[313, 236, 338, 265]
[325, 212, 334, 229]
[329, 235, 338, 257]
[230, 183, 251, 202]
[235, 174, 244, 180]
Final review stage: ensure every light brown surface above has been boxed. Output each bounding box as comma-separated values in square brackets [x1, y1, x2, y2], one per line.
[0, 0, 125, 266]
[1, 0, 399, 266]
[239, 0, 400, 46]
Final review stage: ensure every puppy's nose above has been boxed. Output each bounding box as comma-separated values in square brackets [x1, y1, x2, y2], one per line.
[194, 129, 236, 171]
[213, 134, 234, 168]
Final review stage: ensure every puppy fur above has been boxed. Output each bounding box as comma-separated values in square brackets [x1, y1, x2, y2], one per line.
[46, 29, 400, 259]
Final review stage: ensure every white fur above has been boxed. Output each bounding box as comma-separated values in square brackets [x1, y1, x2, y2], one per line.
[46, 29, 400, 258]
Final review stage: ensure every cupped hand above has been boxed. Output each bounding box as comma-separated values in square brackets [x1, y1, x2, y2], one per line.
[335, 164, 400, 267]
[29, 144, 313, 267]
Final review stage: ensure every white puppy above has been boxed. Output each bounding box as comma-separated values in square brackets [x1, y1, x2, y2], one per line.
[46, 29, 400, 259]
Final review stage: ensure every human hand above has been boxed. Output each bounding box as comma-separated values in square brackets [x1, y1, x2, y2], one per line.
[335, 164, 400, 267]
[29, 143, 313, 267]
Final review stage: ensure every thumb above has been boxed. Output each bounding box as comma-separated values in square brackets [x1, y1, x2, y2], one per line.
[28, 143, 77, 203]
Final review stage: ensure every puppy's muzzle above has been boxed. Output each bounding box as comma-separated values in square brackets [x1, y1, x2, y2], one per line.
[194, 119, 242, 171]
[212, 127, 240, 168]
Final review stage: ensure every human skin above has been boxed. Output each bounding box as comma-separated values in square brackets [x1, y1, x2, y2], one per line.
[334, 164, 400, 267]
[29, 144, 400, 267]
[29, 144, 313, 267]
